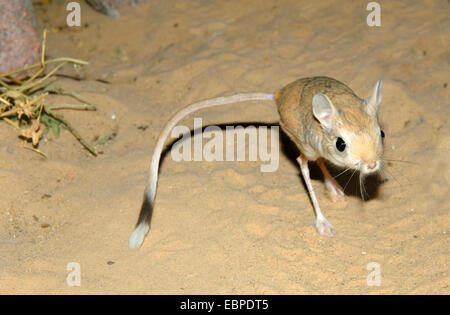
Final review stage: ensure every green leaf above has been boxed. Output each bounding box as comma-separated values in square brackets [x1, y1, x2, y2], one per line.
[40, 114, 51, 126]
[43, 85, 61, 94]
[41, 114, 61, 138]
[51, 122, 60, 138]
[98, 135, 112, 145]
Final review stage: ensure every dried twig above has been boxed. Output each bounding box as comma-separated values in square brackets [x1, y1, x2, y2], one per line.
[0, 29, 97, 157]
[44, 108, 97, 156]
[47, 103, 97, 111]
[0, 58, 88, 79]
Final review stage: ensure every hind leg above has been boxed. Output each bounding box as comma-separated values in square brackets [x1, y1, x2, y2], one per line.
[316, 158, 346, 202]
[297, 155, 336, 237]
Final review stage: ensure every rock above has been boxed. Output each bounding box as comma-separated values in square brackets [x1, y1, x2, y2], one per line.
[0, 0, 150, 77]
[0, 0, 41, 76]
[85, 0, 150, 17]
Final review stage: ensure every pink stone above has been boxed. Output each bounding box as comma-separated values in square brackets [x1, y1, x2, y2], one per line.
[0, 0, 41, 76]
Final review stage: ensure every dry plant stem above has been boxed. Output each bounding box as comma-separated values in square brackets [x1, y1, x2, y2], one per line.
[0, 93, 45, 117]
[0, 28, 94, 158]
[62, 91, 94, 106]
[23, 64, 43, 87]
[29, 93, 47, 106]
[0, 57, 88, 78]
[42, 87, 96, 108]
[37, 102, 44, 119]
[23, 68, 44, 87]
[0, 108, 19, 118]
[3, 117, 19, 129]
[18, 62, 67, 92]
[0, 89, 30, 100]
[44, 108, 97, 156]
[6, 77, 23, 85]
[0, 79, 11, 89]
[23, 145, 48, 158]
[22, 29, 48, 86]
[0, 96, 12, 106]
[41, 29, 47, 67]
[47, 104, 96, 111]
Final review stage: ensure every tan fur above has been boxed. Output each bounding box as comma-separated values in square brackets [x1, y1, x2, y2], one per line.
[275, 76, 383, 169]
[129, 76, 384, 248]
[273, 76, 383, 237]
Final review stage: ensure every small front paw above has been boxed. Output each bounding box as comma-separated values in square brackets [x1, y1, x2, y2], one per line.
[330, 189, 346, 203]
[314, 218, 336, 237]
[325, 179, 346, 203]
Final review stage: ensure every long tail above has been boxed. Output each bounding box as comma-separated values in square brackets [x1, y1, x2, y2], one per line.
[128, 92, 275, 249]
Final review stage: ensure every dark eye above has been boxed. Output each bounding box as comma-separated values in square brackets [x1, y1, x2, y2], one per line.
[380, 130, 385, 138]
[336, 137, 346, 152]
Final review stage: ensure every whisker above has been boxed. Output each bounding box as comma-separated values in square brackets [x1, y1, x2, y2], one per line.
[381, 162, 404, 187]
[359, 173, 367, 201]
[383, 158, 418, 165]
[343, 168, 358, 192]
[333, 167, 351, 179]
[380, 169, 417, 190]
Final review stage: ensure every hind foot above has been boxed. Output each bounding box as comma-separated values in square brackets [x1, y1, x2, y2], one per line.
[314, 218, 336, 237]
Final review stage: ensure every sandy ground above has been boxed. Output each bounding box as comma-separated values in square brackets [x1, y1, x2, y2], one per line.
[0, 0, 448, 294]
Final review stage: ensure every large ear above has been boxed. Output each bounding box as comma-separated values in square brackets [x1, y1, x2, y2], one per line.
[312, 93, 336, 129]
[365, 79, 383, 116]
